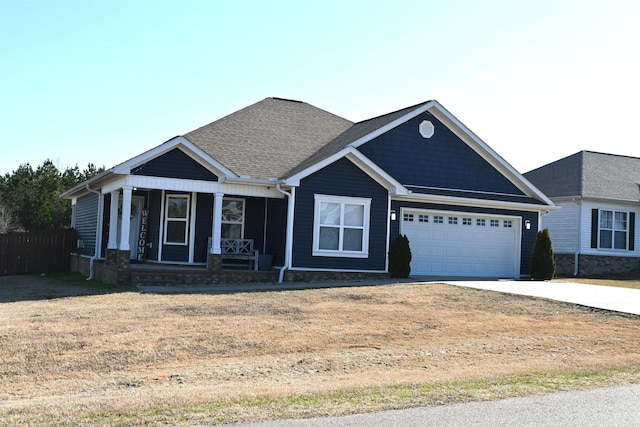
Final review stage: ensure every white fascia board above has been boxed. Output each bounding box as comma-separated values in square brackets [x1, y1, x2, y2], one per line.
[284, 147, 407, 195]
[344, 150, 408, 195]
[394, 192, 560, 213]
[100, 175, 284, 199]
[427, 101, 556, 207]
[112, 136, 236, 178]
[347, 101, 437, 149]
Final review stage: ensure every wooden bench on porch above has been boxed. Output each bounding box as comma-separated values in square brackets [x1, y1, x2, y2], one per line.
[220, 238, 259, 271]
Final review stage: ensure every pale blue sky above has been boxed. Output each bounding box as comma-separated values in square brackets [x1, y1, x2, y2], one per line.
[1, 0, 639, 176]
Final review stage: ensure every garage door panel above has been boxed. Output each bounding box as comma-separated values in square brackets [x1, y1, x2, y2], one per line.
[403, 210, 519, 278]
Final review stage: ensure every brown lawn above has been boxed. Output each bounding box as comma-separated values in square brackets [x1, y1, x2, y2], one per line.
[1, 275, 639, 425]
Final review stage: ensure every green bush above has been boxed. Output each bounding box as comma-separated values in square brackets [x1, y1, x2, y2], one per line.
[531, 228, 556, 280]
[389, 234, 412, 278]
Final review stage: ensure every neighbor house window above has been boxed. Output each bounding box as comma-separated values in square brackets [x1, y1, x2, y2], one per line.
[222, 198, 245, 239]
[164, 194, 190, 245]
[599, 210, 628, 250]
[313, 194, 371, 258]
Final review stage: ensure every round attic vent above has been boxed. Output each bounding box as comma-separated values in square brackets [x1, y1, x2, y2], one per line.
[419, 120, 435, 138]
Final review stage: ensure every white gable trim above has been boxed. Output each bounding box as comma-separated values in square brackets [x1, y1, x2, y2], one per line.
[394, 192, 558, 213]
[284, 146, 407, 195]
[344, 100, 554, 208]
[112, 136, 237, 178]
[347, 101, 438, 149]
[427, 102, 555, 207]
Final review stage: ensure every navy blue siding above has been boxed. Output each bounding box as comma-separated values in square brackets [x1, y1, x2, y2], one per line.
[194, 193, 213, 263]
[293, 158, 388, 271]
[265, 198, 287, 266]
[243, 197, 267, 253]
[100, 193, 111, 258]
[132, 148, 218, 181]
[146, 190, 162, 261]
[358, 113, 524, 196]
[390, 200, 539, 276]
[74, 193, 99, 256]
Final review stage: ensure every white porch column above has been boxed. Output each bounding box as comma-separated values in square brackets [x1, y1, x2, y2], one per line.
[107, 190, 119, 249]
[210, 192, 223, 254]
[119, 185, 133, 251]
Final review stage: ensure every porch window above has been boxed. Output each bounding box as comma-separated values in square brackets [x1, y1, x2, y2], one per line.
[313, 194, 370, 258]
[164, 194, 190, 245]
[222, 198, 245, 239]
[599, 210, 628, 250]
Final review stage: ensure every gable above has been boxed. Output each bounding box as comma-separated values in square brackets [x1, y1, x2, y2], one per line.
[357, 112, 525, 196]
[131, 148, 218, 181]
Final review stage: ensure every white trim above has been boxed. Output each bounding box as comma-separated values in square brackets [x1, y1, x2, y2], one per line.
[312, 194, 371, 258]
[393, 192, 558, 213]
[188, 192, 197, 263]
[163, 193, 190, 246]
[426, 101, 555, 207]
[385, 194, 392, 273]
[101, 175, 283, 199]
[112, 136, 236, 178]
[285, 147, 407, 195]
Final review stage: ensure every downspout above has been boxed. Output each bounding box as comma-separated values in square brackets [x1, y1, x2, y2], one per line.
[276, 183, 293, 283]
[574, 199, 582, 277]
[85, 183, 103, 281]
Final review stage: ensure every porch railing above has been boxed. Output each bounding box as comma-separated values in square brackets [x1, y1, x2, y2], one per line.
[208, 238, 259, 271]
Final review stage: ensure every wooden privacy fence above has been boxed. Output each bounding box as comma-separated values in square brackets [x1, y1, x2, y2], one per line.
[0, 229, 76, 276]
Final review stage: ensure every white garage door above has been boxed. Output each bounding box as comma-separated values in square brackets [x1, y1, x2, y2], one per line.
[401, 209, 520, 278]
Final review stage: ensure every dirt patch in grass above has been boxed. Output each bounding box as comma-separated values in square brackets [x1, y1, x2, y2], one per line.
[1, 277, 639, 425]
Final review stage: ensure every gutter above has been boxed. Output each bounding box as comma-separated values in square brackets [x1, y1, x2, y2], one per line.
[275, 183, 294, 283]
[85, 183, 103, 281]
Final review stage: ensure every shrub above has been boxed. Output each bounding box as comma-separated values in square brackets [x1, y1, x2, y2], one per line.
[531, 228, 556, 280]
[389, 234, 412, 278]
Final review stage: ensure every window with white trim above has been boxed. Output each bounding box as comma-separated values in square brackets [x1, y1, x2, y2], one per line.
[490, 219, 500, 227]
[434, 215, 444, 224]
[222, 198, 245, 239]
[313, 195, 370, 258]
[463, 217, 472, 226]
[599, 210, 628, 250]
[164, 194, 190, 245]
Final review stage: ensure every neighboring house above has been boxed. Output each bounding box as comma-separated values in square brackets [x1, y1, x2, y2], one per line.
[62, 98, 555, 286]
[524, 151, 640, 277]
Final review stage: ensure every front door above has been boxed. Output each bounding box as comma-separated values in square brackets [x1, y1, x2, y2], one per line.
[117, 196, 144, 260]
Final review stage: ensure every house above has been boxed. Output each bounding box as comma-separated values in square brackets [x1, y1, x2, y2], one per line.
[524, 151, 640, 277]
[61, 97, 555, 286]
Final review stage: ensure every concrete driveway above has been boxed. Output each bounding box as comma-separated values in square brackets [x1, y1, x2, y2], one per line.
[428, 279, 640, 315]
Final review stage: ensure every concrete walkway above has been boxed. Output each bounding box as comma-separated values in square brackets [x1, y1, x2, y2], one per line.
[434, 279, 640, 315]
[137, 278, 640, 316]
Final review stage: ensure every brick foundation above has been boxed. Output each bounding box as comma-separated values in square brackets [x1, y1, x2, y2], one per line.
[282, 270, 390, 283]
[554, 253, 640, 278]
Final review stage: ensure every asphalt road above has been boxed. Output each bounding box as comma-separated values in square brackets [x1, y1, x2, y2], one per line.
[229, 384, 640, 427]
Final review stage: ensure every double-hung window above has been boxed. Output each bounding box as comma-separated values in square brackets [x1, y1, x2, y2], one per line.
[221, 198, 245, 239]
[599, 210, 628, 250]
[164, 194, 190, 245]
[313, 194, 371, 258]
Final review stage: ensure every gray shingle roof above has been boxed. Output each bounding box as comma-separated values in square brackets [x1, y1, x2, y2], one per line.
[184, 98, 353, 180]
[524, 151, 640, 201]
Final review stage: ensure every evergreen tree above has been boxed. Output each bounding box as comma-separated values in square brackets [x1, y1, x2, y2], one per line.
[0, 160, 103, 231]
[531, 228, 556, 280]
[389, 234, 412, 278]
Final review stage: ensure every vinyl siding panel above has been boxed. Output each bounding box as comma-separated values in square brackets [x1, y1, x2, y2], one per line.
[539, 202, 580, 253]
[132, 148, 218, 181]
[265, 198, 287, 266]
[74, 193, 99, 256]
[358, 112, 525, 196]
[293, 158, 388, 271]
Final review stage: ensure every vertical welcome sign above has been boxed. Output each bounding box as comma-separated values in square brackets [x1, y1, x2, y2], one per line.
[137, 209, 149, 262]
